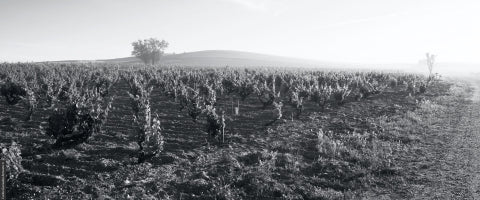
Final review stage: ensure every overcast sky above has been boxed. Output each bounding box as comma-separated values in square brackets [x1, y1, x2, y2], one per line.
[0, 0, 479, 63]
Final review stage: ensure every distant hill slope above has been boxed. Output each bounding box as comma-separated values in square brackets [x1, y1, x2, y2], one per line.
[47, 50, 419, 70]
[47, 50, 480, 74]
[96, 50, 332, 67]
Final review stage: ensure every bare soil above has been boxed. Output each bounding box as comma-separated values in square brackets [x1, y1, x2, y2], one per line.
[3, 77, 480, 199]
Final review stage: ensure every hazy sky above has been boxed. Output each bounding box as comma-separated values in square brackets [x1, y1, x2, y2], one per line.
[0, 0, 479, 63]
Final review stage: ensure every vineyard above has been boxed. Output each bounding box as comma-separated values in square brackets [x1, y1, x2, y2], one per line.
[0, 62, 445, 199]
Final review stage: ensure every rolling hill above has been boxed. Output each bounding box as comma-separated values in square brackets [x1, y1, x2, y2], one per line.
[95, 50, 334, 67]
[47, 50, 480, 75]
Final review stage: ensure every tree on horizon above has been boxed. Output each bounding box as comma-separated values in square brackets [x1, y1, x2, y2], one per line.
[131, 38, 169, 64]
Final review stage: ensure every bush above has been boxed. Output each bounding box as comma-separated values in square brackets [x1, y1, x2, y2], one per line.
[316, 130, 347, 159]
[221, 79, 237, 95]
[273, 101, 283, 120]
[23, 88, 37, 121]
[205, 105, 225, 139]
[178, 86, 204, 122]
[256, 80, 279, 109]
[389, 78, 398, 88]
[1, 79, 38, 121]
[407, 81, 416, 95]
[37, 71, 65, 108]
[199, 83, 217, 106]
[359, 80, 385, 99]
[127, 74, 164, 163]
[288, 90, 304, 117]
[332, 84, 351, 105]
[419, 82, 427, 94]
[358, 85, 371, 99]
[1, 142, 23, 181]
[46, 91, 112, 148]
[311, 84, 332, 109]
[237, 80, 256, 101]
[0, 80, 27, 105]
[134, 104, 164, 163]
[90, 72, 116, 97]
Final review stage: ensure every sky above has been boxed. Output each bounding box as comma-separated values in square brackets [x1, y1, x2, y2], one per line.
[0, 0, 479, 63]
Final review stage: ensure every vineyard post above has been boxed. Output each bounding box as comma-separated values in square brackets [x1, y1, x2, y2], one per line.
[235, 99, 240, 115]
[221, 111, 225, 143]
[231, 96, 234, 115]
[174, 87, 177, 102]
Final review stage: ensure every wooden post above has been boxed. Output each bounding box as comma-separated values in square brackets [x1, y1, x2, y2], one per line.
[231, 97, 234, 115]
[221, 111, 225, 143]
[234, 99, 240, 115]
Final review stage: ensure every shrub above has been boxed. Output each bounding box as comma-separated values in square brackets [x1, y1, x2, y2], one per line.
[389, 77, 398, 88]
[419, 82, 427, 94]
[255, 82, 277, 109]
[258, 91, 276, 109]
[90, 71, 118, 97]
[0, 80, 26, 105]
[127, 75, 164, 163]
[133, 103, 164, 163]
[237, 79, 256, 101]
[23, 87, 37, 121]
[316, 130, 346, 159]
[178, 86, 204, 122]
[332, 84, 351, 105]
[205, 105, 225, 140]
[1, 142, 23, 182]
[406, 81, 416, 96]
[221, 79, 237, 95]
[358, 85, 370, 99]
[0, 78, 39, 121]
[288, 90, 303, 117]
[46, 91, 113, 148]
[273, 101, 283, 120]
[312, 84, 332, 109]
[359, 80, 385, 99]
[38, 71, 66, 108]
[199, 83, 217, 106]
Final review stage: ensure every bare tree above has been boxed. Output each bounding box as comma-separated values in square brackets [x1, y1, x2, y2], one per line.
[426, 53, 435, 77]
[132, 38, 169, 64]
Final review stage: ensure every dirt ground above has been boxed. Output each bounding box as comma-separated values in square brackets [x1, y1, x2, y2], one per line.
[366, 75, 480, 199]
[404, 76, 480, 199]
[3, 76, 480, 199]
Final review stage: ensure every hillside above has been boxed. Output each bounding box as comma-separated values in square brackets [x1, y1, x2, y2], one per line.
[96, 50, 332, 67]
[48, 50, 480, 75]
